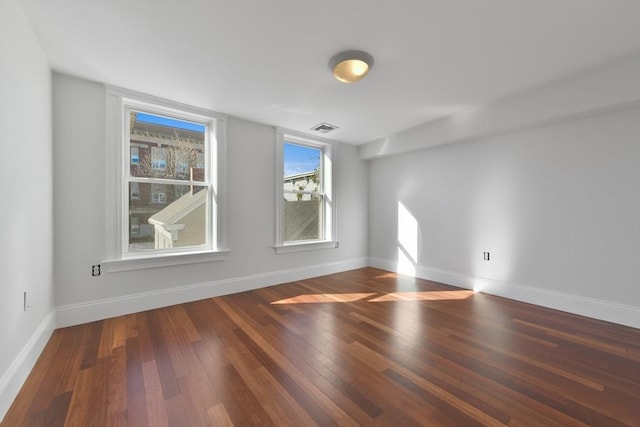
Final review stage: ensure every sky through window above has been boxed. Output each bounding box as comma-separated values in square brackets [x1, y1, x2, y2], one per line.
[136, 112, 205, 133]
[284, 142, 320, 177]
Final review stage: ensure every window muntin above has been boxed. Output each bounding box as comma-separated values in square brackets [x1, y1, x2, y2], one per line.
[125, 107, 211, 254]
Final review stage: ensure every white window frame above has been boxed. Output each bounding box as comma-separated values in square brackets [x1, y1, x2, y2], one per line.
[103, 86, 229, 272]
[275, 128, 338, 254]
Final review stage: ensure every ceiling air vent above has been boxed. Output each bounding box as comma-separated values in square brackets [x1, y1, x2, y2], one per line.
[311, 122, 339, 133]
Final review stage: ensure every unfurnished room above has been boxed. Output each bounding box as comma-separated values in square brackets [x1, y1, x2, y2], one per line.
[1, 0, 639, 426]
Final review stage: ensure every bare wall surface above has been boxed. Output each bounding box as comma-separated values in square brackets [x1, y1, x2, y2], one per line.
[0, 0, 55, 419]
[368, 106, 640, 324]
[52, 73, 368, 314]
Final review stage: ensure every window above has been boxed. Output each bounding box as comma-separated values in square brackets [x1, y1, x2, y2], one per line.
[150, 189, 167, 204]
[176, 151, 189, 176]
[104, 87, 228, 271]
[130, 146, 140, 165]
[150, 147, 167, 173]
[127, 110, 206, 253]
[130, 217, 140, 235]
[130, 182, 140, 200]
[275, 129, 337, 253]
[196, 153, 205, 169]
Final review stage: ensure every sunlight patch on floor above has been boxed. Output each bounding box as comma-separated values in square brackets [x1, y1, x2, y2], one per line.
[375, 273, 399, 279]
[271, 293, 376, 304]
[369, 290, 474, 302]
[271, 290, 474, 304]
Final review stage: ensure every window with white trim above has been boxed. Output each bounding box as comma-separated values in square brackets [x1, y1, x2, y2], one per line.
[275, 129, 337, 252]
[104, 88, 228, 270]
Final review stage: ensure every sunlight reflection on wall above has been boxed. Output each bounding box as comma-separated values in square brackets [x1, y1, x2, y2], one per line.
[397, 201, 418, 277]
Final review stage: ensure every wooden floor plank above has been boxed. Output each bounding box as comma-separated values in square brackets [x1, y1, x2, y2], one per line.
[3, 268, 639, 426]
[207, 403, 234, 427]
[125, 336, 149, 427]
[106, 345, 127, 418]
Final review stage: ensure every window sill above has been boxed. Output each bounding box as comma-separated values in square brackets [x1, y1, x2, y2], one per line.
[274, 241, 339, 254]
[102, 249, 230, 273]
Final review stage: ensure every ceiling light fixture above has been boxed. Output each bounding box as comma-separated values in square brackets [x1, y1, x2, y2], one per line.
[329, 50, 374, 83]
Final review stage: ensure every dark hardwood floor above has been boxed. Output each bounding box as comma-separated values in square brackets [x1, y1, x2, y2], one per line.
[3, 268, 639, 426]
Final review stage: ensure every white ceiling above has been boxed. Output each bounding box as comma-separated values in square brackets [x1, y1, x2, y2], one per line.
[18, 0, 640, 145]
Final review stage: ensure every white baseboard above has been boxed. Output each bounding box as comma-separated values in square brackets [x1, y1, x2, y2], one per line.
[57, 257, 369, 328]
[368, 257, 640, 329]
[0, 310, 56, 423]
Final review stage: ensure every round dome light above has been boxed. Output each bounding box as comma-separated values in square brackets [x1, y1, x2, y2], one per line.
[329, 50, 374, 83]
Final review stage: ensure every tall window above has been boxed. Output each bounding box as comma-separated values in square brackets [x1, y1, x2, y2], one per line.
[275, 130, 337, 252]
[130, 146, 140, 165]
[105, 88, 227, 271]
[125, 108, 210, 254]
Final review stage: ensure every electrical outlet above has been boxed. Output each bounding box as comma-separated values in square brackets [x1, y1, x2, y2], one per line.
[92, 264, 101, 276]
[483, 252, 490, 261]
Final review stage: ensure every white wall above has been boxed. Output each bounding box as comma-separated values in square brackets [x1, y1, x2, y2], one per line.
[368, 106, 640, 327]
[0, 0, 55, 420]
[52, 73, 369, 326]
[360, 54, 640, 160]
